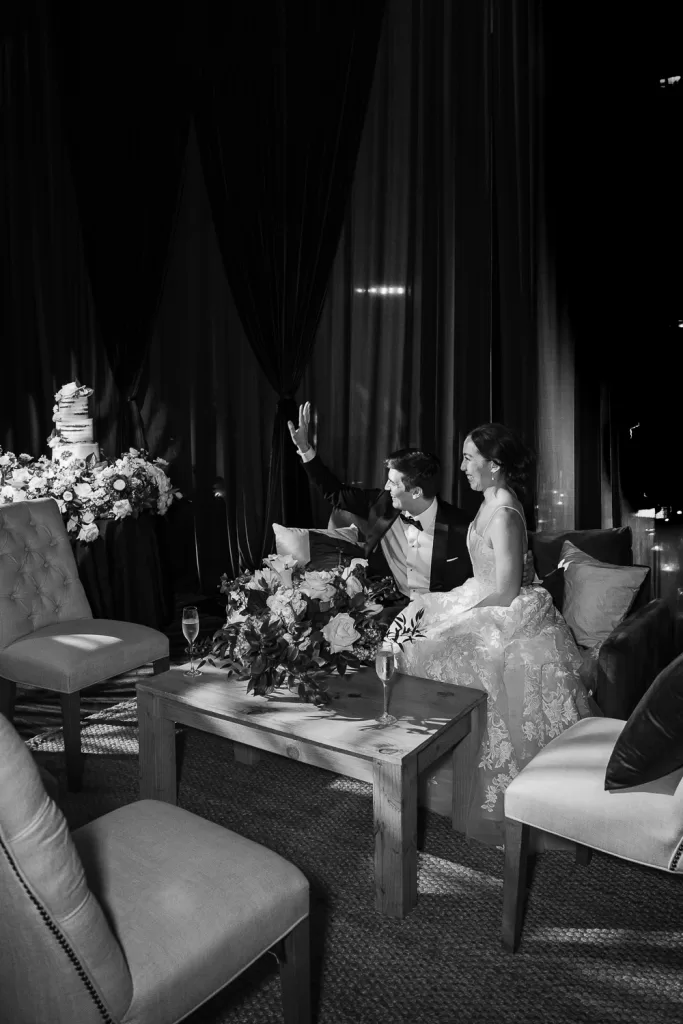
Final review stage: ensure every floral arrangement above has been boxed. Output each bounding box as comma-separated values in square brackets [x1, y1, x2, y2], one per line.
[203, 554, 426, 705]
[0, 447, 182, 543]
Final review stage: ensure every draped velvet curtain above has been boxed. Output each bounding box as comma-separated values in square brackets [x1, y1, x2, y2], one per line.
[6, 0, 666, 601]
[49, 3, 191, 454]
[189, 0, 386, 552]
[0, 0, 117, 459]
[302, 0, 556, 530]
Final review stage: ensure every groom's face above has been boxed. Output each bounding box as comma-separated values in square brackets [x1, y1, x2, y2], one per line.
[385, 468, 419, 511]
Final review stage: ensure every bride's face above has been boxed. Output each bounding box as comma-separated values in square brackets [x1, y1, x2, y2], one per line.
[461, 437, 496, 491]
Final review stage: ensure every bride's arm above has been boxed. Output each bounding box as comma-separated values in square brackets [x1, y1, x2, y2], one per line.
[471, 509, 524, 608]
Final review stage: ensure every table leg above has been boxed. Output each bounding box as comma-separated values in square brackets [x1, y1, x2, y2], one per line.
[373, 757, 418, 918]
[452, 704, 482, 834]
[234, 742, 261, 765]
[138, 690, 177, 803]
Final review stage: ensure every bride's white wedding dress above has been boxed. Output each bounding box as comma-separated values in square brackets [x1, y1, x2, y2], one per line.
[396, 505, 593, 845]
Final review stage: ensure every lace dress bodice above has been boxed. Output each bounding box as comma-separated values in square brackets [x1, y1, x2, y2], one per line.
[467, 505, 527, 592]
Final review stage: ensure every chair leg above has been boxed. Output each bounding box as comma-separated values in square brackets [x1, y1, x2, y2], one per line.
[502, 818, 530, 954]
[152, 656, 170, 675]
[60, 692, 84, 792]
[575, 843, 593, 866]
[0, 678, 17, 722]
[276, 917, 311, 1024]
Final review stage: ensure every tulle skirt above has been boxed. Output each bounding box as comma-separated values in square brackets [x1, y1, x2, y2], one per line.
[396, 581, 593, 845]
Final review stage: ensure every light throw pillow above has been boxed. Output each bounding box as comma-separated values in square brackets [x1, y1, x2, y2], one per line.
[559, 539, 650, 649]
[604, 651, 683, 790]
[272, 523, 361, 568]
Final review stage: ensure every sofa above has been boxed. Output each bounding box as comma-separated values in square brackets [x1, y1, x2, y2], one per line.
[317, 511, 677, 721]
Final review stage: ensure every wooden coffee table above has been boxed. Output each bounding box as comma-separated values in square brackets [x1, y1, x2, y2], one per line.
[137, 665, 486, 918]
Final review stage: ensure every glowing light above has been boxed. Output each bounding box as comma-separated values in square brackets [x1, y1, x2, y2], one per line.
[355, 285, 406, 296]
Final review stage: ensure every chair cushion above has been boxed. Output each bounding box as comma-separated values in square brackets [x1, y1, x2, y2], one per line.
[559, 540, 650, 648]
[605, 652, 683, 790]
[0, 498, 92, 650]
[0, 619, 169, 692]
[505, 718, 683, 871]
[0, 712, 133, 1023]
[73, 799, 309, 1024]
[528, 526, 633, 611]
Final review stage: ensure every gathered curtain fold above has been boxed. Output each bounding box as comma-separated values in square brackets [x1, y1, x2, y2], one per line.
[190, 0, 386, 554]
[48, 2, 191, 455]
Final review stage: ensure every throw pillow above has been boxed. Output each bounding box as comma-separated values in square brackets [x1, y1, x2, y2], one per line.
[273, 523, 362, 569]
[605, 651, 683, 790]
[559, 540, 650, 648]
[528, 527, 633, 611]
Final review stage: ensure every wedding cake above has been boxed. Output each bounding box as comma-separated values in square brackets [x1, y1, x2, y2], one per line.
[48, 381, 100, 464]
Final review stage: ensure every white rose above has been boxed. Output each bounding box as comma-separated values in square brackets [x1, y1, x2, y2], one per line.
[28, 476, 44, 492]
[322, 612, 360, 653]
[0, 455, 11, 467]
[11, 468, 30, 484]
[113, 499, 132, 520]
[299, 571, 337, 603]
[62, 490, 73, 501]
[73, 482, 93, 498]
[266, 591, 297, 626]
[77, 523, 100, 543]
[128, 448, 140, 457]
[81, 510, 95, 524]
[1, 485, 16, 500]
[263, 553, 298, 589]
[246, 567, 281, 591]
[60, 382, 79, 396]
[345, 575, 364, 598]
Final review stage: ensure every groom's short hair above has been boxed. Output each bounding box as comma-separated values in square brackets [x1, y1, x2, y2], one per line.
[384, 448, 441, 498]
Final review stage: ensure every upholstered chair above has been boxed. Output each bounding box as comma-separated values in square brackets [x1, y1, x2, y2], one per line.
[501, 715, 683, 953]
[0, 498, 169, 789]
[0, 711, 311, 1024]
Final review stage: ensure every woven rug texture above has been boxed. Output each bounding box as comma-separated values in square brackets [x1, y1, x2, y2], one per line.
[24, 699, 683, 1024]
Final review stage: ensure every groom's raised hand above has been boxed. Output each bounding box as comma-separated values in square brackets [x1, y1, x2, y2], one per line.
[287, 401, 312, 454]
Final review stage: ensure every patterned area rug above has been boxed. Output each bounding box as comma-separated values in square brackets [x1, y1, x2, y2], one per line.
[26, 700, 683, 1024]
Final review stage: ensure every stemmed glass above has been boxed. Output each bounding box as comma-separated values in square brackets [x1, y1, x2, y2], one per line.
[375, 644, 397, 725]
[182, 605, 202, 680]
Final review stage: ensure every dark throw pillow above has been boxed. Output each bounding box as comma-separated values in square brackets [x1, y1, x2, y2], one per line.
[604, 651, 683, 790]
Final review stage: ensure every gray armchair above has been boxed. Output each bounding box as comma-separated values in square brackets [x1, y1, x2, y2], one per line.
[0, 498, 169, 788]
[0, 710, 310, 1023]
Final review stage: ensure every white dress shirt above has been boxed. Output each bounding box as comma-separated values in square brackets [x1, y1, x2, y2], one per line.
[381, 500, 436, 598]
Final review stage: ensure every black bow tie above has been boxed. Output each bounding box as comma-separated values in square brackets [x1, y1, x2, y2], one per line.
[399, 513, 423, 530]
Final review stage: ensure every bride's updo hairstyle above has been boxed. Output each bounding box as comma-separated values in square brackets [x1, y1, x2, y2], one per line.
[468, 422, 535, 500]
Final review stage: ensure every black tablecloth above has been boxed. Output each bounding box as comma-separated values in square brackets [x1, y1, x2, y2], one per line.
[70, 512, 175, 630]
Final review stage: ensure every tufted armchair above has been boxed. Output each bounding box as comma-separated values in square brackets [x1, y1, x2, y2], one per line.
[0, 710, 311, 1024]
[0, 498, 169, 789]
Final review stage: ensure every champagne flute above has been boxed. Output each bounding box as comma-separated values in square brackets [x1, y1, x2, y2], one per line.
[182, 605, 202, 679]
[375, 645, 397, 725]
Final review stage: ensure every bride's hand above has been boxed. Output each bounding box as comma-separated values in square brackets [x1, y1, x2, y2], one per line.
[521, 550, 535, 586]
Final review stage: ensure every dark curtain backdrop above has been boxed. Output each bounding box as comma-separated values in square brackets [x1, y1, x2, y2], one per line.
[50, 3, 191, 455]
[0, 0, 118, 459]
[5, 0, 671, 601]
[301, 0, 557, 529]
[188, 0, 386, 551]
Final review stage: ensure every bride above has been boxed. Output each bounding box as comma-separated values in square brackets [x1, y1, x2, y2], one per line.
[395, 422, 593, 845]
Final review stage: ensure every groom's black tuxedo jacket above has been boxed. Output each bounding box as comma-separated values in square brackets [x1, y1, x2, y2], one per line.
[302, 453, 473, 591]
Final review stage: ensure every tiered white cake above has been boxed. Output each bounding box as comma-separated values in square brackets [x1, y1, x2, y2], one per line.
[48, 382, 100, 464]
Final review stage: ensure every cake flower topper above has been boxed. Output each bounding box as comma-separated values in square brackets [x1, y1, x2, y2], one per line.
[54, 380, 94, 403]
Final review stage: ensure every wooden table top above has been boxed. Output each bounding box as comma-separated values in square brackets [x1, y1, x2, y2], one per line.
[138, 664, 486, 766]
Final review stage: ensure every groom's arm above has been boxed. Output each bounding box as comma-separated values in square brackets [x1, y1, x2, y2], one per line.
[299, 451, 381, 519]
[288, 401, 381, 519]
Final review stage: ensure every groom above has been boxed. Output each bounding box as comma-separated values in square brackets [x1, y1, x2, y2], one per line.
[288, 402, 534, 602]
